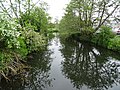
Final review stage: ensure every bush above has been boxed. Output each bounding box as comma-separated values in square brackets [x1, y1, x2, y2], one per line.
[80, 26, 94, 36]
[92, 26, 115, 47]
[0, 51, 13, 70]
[108, 36, 120, 51]
[22, 29, 46, 52]
[0, 14, 47, 79]
[0, 16, 21, 49]
[19, 7, 48, 33]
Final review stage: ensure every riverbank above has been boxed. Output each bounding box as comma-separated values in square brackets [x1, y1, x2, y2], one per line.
[1, 34, 120, 90]
[69, 33, 120, 53]
[60, 27, 120, 53]
[0, 29, 47, 80]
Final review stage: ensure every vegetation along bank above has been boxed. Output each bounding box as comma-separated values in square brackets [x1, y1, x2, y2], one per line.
[59, 0, 120, 53]
[0, 0, 54, 80]
[0, 0, 120, 80]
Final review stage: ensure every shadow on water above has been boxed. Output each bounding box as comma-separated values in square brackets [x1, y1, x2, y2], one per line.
[60, 37, 120, 90]
[0, 48, 53, 90]
[0, 35, 120, 90]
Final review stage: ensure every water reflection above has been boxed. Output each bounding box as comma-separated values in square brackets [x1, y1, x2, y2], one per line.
[60, 38, 120, 90]
[0, 36, 120, 90]
[0, 49, 53, 90]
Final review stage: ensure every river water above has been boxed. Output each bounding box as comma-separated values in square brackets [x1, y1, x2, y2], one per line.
[0, 35, 120, 90]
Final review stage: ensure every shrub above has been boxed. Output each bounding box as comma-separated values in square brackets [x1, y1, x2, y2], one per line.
[19, 7, 48, 33]
[80, 26, 94, 36]
[0, 16, 21, 49]
[92, 26, 115, 47]
[0, 11, 48, 79]
[108, 36, 120, 51]
[22, 29, 46, 52]
[0, 51, 12, 70]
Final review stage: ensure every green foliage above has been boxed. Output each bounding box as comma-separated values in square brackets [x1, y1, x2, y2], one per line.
[22, 29, 46, 52]
[48, 22, 55, 29]
[0, 13, 47, 78]
[47, 28, 58, 33]
[47, 33, 55, 40]
[108, 36, 120, 51]
[19, 7, 48, 33]
[15, 37, 28, 57]
[0, 0, 49, 79]
[59, 13, 80, 33]
[92, 26, 115, 47]
[90, 25, 120, 51]
[80, 26, 94, 35]
[59, 0, 119, 37]
[0, 50, 14, 70]
[0, 16, 21, 49]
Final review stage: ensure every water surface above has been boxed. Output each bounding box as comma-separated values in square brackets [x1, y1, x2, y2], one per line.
[0, 35, 120, 90]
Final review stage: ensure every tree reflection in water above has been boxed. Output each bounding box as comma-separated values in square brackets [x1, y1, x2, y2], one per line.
[0, 49, 53, 90]
[60, 38, 120, 90]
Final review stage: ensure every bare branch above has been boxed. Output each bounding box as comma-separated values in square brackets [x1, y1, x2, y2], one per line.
[9, 0, 18, 18]
[95, 5, 119, 31]
[0, 1, 12, 18]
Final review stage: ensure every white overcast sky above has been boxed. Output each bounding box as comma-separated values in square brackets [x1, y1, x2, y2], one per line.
[43, 0, 70, 22]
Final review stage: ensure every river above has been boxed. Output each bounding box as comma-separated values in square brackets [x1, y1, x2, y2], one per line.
[0, 34, 120, 90]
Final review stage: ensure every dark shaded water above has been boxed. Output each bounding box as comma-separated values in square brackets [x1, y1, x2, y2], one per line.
[0, 35, 120, 90]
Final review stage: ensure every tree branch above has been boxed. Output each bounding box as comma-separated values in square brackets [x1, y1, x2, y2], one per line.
[95, 5, 119, 31]
[0, 1, 12, 18]
[9, 0, 18, 18]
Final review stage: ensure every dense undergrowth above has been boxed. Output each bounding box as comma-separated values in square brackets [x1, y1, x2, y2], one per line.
[91, 26, 120, 52]
[0, 15, 47, 80]
[60, 26, 120, 53]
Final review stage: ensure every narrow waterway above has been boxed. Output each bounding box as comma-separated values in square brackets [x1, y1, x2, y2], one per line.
[0, 35, 120, 90]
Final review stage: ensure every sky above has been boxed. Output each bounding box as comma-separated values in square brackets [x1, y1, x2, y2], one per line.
[43, 0, 71, 22]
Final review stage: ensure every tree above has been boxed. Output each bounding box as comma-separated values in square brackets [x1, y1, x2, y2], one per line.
[19, 6, 48, 32]
[59, 9, 80, 34]
[0, 0, 49, 32]
[59, 0, 120, 34]
[0, 0, 42, 18]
